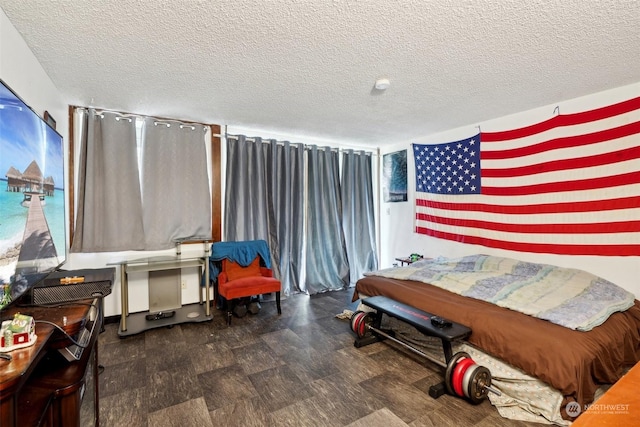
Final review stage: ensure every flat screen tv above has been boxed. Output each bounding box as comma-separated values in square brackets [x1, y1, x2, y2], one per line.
[0, 78, 66, 312]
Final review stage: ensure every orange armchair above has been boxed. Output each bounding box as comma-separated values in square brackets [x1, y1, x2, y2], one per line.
[217, 256, 282, 325]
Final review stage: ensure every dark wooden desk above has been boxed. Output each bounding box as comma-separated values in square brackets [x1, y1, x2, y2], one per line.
[0, 299, 101, 427]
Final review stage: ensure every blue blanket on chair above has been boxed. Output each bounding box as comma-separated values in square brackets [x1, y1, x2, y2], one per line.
[209, 240, 272, 281]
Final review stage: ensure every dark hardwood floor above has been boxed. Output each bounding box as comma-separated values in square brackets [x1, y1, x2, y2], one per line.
[98, 288, 547, 426]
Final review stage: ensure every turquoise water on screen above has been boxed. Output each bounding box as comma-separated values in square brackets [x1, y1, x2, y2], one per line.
[0, 180, 65, 260]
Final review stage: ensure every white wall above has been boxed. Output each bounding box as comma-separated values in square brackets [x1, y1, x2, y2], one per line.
[378, 82, 640, 298]
[0, 10, 67, 134]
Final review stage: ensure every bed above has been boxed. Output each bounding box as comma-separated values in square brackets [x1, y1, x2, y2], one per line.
[352, 255, 640, 425]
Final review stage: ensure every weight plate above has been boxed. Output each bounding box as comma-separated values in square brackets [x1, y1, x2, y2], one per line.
[351, 311, 365, 335]
[350, 310, 363, 334]
[360, 312, 374, 338]
[354, 312, 366, 338]
[357, 312, 369, 338]
[467, 365, 491, 404]
[452, 357, 475, 397]
[445, 352, 469, 396]
[461, 361, 477, 398]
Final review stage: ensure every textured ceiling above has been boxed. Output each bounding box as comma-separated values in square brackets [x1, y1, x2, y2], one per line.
[1, 1, 639, 147]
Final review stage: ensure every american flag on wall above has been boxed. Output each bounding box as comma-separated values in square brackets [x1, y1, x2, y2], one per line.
[412, 96, 640, 256]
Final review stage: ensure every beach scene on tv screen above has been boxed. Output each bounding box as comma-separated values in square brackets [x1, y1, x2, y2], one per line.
[0, 84, 65, 299]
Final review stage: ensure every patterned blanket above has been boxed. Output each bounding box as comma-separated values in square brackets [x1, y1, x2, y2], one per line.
[364, 254, 635, 331]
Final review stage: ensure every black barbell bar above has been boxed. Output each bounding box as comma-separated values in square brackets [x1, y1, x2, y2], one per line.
[354, 319, 501, 399]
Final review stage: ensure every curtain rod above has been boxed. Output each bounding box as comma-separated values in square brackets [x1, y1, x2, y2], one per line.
[74, 106, 371, 152]
[73, 105, 211, 131]
[222, 133, 375, 155]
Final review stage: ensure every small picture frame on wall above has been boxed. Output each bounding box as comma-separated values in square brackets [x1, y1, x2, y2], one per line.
[44, 111, 56, 130]
[383, 149, 408, 202]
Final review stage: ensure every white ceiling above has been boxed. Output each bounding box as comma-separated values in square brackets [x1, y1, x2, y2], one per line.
[2, 1, 639, 147]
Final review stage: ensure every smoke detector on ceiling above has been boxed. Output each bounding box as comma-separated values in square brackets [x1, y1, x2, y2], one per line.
[375, 78, 391, 90]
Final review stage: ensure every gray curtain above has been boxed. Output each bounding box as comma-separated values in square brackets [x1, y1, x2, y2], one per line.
[341, 150, 378, 284]
[266, 140, 304, 294]
[224, 136, 269, 241]
[304, 146, 350, 294]
[71, 110, 145, 252]
[224, 136, 304, 295]
[141, 119, 211, 249]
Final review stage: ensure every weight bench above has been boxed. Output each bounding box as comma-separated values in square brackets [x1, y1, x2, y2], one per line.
[351, 295, 500, 403]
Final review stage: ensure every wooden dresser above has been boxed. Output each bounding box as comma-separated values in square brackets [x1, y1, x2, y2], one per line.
[0, 299, 101, 426]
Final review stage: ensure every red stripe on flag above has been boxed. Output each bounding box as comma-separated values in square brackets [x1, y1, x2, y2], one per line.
[482, 121, 640, 160]
[482, 141, 640, 178]
[415, 227, 640, 256]
[482, 170, 640, 196]
[416, 213, 640, 234]
[416, 195, 640, 215]
[481, 97, 640, 142]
